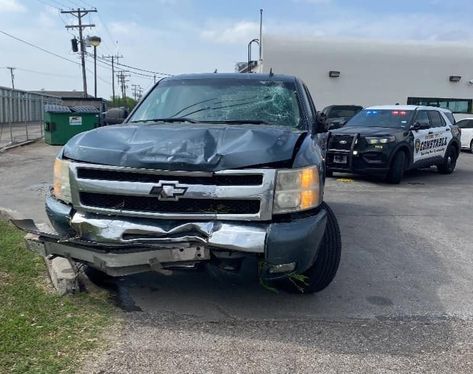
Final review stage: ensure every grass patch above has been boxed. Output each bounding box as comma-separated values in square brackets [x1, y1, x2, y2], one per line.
[0, 220, 115, 373]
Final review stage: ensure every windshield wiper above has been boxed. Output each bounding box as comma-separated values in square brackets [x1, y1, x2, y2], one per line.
[130, 117, 199, 124]
[178, 99, 258, 118]
[206, 119, 273, 125]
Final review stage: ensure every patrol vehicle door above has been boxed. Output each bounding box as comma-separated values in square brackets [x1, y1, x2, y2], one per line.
[428, 110, 452, 159]
[412, 110, 432, 164]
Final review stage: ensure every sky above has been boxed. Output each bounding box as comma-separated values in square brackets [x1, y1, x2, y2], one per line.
[1, 0, 473, 99]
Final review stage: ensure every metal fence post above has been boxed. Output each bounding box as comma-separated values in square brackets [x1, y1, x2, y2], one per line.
[40, 96, 44, 137]
[9, 90, 13, 144]
[24, 93, 29, 140]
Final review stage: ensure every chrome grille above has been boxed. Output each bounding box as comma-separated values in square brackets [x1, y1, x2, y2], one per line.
[69, 163, 276, 221]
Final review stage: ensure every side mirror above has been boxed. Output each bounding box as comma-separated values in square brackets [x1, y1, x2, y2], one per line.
[314, 111, 328, 133]
[411, 122, 429, 131]
[103, 107, 128, 125]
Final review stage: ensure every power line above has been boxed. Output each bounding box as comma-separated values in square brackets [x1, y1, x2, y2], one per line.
[0, 29, 110, 88]
[115, 61, 171, 77]
[78, 0, 96, 9]
[35, 0, 69, 10]
[2, 66, 77, 78]
[87, 53, 157, 79]
[93, 54, 170, 78]
[0, 29, 81, 66]
[64, 0, 88, 9]
[96, 13, 117, 53]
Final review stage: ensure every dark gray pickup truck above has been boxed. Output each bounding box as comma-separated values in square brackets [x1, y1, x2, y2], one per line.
[15, 73, 341, 293]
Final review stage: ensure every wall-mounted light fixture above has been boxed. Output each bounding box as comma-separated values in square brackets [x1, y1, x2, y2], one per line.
[449, 75, 462, 82]
[329, 71, 341, 78]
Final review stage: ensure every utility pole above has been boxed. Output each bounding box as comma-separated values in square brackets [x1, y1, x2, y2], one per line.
[103, 54, 123, 102]
[131, 84, 143, 101]
[117, 71, 130, 100]
[61, 8, 97, 97]
[259, 9, 263, 73]
[6, 67, 15, 90]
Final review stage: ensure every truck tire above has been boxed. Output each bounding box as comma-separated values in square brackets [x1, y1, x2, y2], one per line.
[280, 202, 342, 294]
[437, 145, 457, 174]
[385, 151, 405, 184]
[326, 169, 333, 178]
[470, 140, 473, 154]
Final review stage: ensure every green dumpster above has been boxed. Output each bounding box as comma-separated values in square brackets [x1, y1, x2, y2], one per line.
[44, 104, 100, 145]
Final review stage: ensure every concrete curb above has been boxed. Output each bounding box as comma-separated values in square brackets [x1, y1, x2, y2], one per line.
[44, 255, 79, 296]
[23, 233, 80, 296]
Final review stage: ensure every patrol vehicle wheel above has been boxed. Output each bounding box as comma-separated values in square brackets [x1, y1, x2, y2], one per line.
[326, 169, 333, 178]
[470, 140, 473, 153]
[280, 202, 342, 294]
[437, 145, 457, 174]
[385, 151, 405, 184]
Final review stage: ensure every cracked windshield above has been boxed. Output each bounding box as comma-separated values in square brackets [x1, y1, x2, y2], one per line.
[130, 79, 301, 127]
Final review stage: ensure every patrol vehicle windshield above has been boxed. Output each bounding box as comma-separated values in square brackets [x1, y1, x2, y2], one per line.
[346, 109, 414, 129]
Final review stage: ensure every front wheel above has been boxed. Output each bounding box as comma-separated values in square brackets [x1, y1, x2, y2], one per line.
[437, 145, 458, 174]
[385, 151, 406, 184]
[470, 140, 473, 154]
[282, 202, 342, 294]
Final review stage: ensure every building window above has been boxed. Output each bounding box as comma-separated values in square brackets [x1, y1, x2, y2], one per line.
[407, 97, 472, 113]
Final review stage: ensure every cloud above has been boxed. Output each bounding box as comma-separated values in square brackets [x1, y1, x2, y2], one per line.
[38, 5, 58, 27]
[200, 21, 259, 44]
[0, 0, 25, 12]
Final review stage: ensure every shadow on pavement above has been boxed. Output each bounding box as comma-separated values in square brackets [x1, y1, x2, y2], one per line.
[85, 198, 455, 356]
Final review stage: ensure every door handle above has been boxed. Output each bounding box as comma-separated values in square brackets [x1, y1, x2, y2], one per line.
[428, 131, 433, 135]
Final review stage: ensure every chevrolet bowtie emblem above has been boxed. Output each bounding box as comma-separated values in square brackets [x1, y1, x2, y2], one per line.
[339, 140, 348, 145]
[150, 181, 188, 201]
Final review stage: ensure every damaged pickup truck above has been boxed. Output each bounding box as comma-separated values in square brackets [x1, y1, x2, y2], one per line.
[15, 73, 342, 293]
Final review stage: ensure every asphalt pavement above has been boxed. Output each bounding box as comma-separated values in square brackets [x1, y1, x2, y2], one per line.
[1, 141, 472, 373]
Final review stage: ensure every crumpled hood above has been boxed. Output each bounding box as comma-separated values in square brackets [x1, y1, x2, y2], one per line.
[63, 124, 305, 171]
[332, 126, 402, 136]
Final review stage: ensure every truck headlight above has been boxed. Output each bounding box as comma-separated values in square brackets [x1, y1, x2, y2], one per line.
[53, 158, 72, 203]
[365, 136, 396, 144]
[273, 166, 321, 214]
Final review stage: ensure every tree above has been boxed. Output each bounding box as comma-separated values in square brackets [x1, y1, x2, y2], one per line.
[109, 97, 137, 110]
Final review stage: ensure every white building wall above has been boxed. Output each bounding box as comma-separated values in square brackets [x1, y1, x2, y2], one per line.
[263, 36, 473, 114]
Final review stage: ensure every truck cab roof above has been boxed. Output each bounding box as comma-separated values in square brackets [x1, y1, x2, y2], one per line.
[162, 72, 298, 83]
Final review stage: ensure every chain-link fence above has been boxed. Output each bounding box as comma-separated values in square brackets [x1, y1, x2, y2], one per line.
[0, 86, 61, 149]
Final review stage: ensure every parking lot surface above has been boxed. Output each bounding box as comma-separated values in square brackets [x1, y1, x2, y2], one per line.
[1, 142, 472, 373]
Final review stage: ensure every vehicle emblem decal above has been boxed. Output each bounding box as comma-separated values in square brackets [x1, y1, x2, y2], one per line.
[339, 140, 348, 145]
[150, 181, 188, 201]
[415, 139, 421, 153]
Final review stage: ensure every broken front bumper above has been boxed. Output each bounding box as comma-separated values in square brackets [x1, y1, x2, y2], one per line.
[13, 195, 327, 277]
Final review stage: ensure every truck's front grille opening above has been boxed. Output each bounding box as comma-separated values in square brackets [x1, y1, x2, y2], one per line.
[76, 168, 263, 186]
[328, 135, 355, 151]
[80, 192, 261, 215]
